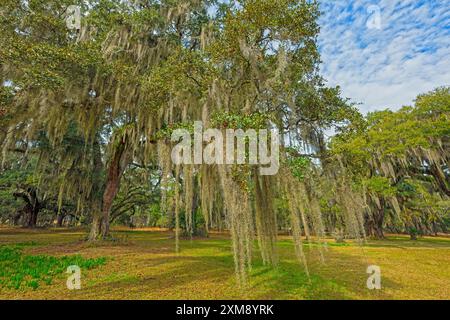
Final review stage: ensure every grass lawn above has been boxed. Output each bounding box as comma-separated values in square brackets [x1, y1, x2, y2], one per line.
[0, 226, 449, 300]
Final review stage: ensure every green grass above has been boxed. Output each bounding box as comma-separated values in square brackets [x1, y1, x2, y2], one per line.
[0, 244, 106, 290]
[0, 227, 449, 299]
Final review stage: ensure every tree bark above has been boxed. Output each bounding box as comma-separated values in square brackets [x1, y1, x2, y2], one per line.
[372, 210, 385, 240]
[13, 187, 41, 228]
[30, 205, 39, 227]
[367, 198, 386, 239]
[430, 163, 450, 197]
[13, 210, 23, 225]
[56, 213, 65, 227]
[100, 139, 128, 238]
[88, 137, 106, 241]
[88, 136, 129, 240]
[89, 214, 103, 240]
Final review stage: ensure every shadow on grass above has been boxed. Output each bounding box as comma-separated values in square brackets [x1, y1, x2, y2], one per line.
[0, 228, 430, 299]
[364, 236, 450, 249]
[83, 233, 403, 300]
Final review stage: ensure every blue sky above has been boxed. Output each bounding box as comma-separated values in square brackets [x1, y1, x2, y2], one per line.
[318, 0, 450, 113]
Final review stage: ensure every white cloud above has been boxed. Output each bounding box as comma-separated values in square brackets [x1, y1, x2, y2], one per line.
[318, 0, 450, 113]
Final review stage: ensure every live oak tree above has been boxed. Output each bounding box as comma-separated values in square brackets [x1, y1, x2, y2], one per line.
[0, 0, 402, 283]
[1, 0, 212, 239]
[330, 87, 450, 239]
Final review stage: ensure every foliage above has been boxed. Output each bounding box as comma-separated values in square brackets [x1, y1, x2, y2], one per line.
[211, 112, 271, 130]
[1, 0, 448, 285]
[330, 87, 450, 237]
[0, 156, 38, 222]
[0, 244, 105, 290]
[286, 154, 311, 181]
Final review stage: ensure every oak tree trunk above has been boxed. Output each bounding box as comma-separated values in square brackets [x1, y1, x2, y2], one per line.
[430, 163, 450, 197]
[13, 187, 40, 228]
[367, 198, 386, 239]
[89, 137, 128, 240]
[101, 139, 127, 238]
[56, 213, 65, 227]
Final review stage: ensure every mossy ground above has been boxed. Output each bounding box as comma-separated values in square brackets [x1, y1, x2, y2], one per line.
[0, 226, 448, 300]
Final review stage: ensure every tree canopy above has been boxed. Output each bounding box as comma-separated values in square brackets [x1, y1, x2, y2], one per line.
[1, 0, 448, 284]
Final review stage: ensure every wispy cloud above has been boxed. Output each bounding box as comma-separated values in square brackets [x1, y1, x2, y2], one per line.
[318, 0, 450, 113]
